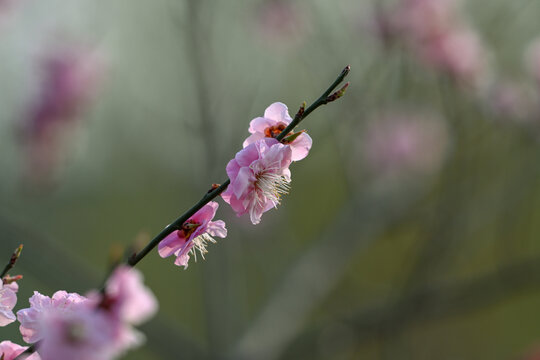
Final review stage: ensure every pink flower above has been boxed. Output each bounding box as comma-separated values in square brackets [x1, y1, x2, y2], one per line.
[0, 341, 41, 360]
[525, 38, 540, 84]
[419, 28, 487, 84]
[0, 282, 17, 326]
[36, 306, 119, 360]
[243, 102, 312, 161]
[102, 266, 157, 325]
[17, 290, 87, 344]
[222, 138, 292, 224]
[21, 44, 103, 187]
[158, 202, 227, 268]
[361, 111, 449, 179]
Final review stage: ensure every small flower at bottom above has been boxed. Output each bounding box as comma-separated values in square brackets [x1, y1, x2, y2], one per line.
[158, 201, 227, 269]
[222, 138, 292, 225]
[17, 290, 88, 344]
[243, 102, 312, 161]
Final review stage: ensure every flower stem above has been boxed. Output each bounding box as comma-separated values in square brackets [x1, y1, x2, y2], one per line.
[127, 65, 351, 268]
[0, 244, 23, 279]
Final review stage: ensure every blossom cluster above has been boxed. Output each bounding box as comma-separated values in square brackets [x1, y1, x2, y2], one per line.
[159, 102, 311, 266]
[1, 101, 315, 359]
[377, 0, 489, 87]
[0, 266, 156, 360]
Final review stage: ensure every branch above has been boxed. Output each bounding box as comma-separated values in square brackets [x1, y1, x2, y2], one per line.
[0, 244, 23, 279]
[127, 65, 351, 267]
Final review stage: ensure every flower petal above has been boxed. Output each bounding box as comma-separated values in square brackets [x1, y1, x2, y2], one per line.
[248, 116, 276, 134]
[206, 220, 227, 238]
[158, 231, 185, 258]
[264, 102, 292, 123]
[290, 132, 312, 161]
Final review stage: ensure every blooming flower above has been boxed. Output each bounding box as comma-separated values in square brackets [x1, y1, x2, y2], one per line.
[36, 306, 119, 360]
[0, 341, 41, 360]
[17, 290, 87, 344]
[0, 282, 18, 326]
[158, 202, 227, 269]
[102, 266, 157, 325]
[243, 102, 312, 161]
[222, 138, 292, 224]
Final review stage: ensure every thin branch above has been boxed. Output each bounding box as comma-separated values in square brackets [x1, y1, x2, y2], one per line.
[127, 65, 351, 268]
[0, 244, 23, 279]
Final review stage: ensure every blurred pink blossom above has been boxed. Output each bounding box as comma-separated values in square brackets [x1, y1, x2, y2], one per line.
[384, 0, 489, 86]
[243, 102, 312, 161]
[222, 138, 292, 225]
[17, 290, 87, 344]
[255, 0, 306, 46]
[36, 306, 120, 360]
[101, 266, 157, 325]
[21, 44, 103, 186]
[0, 341, 41, 360]
[158, 201, 227, 268]
[0, 282, 17, 326]
[362, 112, 449, 179]
[525, 38, 540, 84]
[486, 81, 534, 122]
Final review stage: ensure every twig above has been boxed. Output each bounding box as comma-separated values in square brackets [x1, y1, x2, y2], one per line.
[127, 65, 351, 267]
[0, 244, 23, 279]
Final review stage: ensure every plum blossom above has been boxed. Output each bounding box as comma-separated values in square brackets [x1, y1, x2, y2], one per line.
[0, 341, 41, 360]
[361, 111, 449, 179]
[525, 38, 540, 84]
[17, 290, 87, 344]
[243, 102, 312, 161]
[382, 0, 489, 86]
[222, 138, 292, 225]
[102, 265, 157, 325]
[36, 306, 119, 360]
[0, 282, 18, 326]
[21, 44, 103, 187]
[159, 202, 227, 269]
[17, 269, 158, 360]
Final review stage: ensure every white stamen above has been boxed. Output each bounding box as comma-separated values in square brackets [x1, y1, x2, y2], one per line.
[190, 233, 217, 262]
[255, 171, 291, 207]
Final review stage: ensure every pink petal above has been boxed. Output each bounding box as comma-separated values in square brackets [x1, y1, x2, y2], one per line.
[174, 253, 191, 269]
[233, 167, 255, 199]
[206, 220, 227, 238]
[191, 202, 218, 225]
[290, 132, 312, 161]
[242, 132, 265, 148]
[158, 231, 185, 258]
[263, 102, 292, 123]
[248, 116, 276, 134]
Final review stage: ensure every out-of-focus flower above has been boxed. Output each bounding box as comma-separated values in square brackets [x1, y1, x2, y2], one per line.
[486, 81, 534, 122]
[255, 0, 306, 46]
[381, 0, 489, 87]
[525, 38, 540, 84]
[17, 290, 87, 344]
[18, 270, 158, 360]
[36, 306, 119, 360]
[0, 341, 41, 360]
[101, 266, 157, 325]
[0, 282, 18, 327]
[419, 28, 488, 85]
[158, 202, 227, 268]
[21, 44, 103, 187]
[361, 111, 449, 180]
[243, 102, 312, 161]
[222, 138, 292, 225]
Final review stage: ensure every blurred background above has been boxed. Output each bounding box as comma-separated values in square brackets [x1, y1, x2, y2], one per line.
[1, 0, 540, 359]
